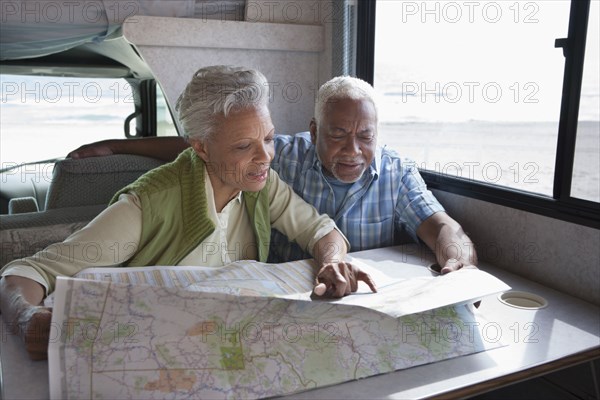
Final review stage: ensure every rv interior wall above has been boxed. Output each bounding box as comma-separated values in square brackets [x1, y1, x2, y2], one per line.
[434, 190, 600, 306]
[121, 0, 340, 135]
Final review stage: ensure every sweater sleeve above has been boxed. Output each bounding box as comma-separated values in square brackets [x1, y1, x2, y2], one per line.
[0, 193, 143, 294]
[267, 170, 348, 256]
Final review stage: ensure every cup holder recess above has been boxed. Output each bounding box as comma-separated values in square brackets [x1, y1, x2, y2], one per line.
[498, 291, 548, 310]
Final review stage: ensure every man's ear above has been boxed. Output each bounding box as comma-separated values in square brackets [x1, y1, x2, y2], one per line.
[309, 118, 318, 143]
[190, 138, 209, 162]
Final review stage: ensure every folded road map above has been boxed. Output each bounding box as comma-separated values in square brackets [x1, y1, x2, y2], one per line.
[48, 258, 510, 399]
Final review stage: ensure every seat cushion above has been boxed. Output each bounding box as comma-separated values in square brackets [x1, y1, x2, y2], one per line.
[44, 155, 164, 209]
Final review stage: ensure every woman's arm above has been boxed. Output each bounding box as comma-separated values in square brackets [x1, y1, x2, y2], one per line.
[0, 194, 144, 294]
[0, 194, 143, 359]
[267, 170, 377, 297]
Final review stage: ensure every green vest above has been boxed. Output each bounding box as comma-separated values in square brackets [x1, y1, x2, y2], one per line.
[110, 148, 271, 266]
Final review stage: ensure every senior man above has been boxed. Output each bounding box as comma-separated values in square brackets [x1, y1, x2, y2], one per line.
[269, 77, 476, 272]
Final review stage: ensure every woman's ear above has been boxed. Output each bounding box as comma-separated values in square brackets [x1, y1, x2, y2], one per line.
[190, 138, 209, 162]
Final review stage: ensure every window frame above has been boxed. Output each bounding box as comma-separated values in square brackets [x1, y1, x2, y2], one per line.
[358, 0, 599, 229]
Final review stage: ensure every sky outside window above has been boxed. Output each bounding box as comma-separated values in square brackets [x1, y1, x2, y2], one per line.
[373, 0, 587, 198]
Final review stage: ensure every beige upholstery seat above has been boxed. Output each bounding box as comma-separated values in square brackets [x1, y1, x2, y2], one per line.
[45, 155, 164, 210]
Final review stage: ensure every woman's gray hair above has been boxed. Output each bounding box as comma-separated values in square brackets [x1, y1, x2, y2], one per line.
[314, 76, 378, 125]
[175, 65, 269, 140]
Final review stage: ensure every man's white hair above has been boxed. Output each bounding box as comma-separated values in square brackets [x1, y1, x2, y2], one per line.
[314, 76, 378, 126]
[176, 65, 269, 140]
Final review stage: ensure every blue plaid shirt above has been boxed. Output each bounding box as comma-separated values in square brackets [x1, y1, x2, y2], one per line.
[269, 132, 445, 262]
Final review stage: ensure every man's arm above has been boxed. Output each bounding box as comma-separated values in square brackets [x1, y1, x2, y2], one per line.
[0, 276, 51, 360]
[312, 230, 377, 298]
[68, 137, 190, 162]
[417, 212, 478, 274]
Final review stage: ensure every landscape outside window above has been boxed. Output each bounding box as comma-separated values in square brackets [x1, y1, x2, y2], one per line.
[1, 75, 178, 168]
[374, 0, 598, 202]
[1, 75, 135, 166]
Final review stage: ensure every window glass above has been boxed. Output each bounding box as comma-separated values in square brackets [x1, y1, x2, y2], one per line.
[572, 0, 600, 202]
[374, 0, 571, 196]
[0, 75, 134, 166]
[156, 84, 178, 137]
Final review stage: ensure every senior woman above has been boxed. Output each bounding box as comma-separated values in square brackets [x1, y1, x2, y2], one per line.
[0, 66, 376, 360]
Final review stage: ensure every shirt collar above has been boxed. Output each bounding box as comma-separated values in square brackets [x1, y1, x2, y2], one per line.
[204, 169, 242, 219]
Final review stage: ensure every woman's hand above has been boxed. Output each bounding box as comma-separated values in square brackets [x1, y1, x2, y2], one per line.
[311, 230, 377, 298]
[16, 305, 53, 360]
[313, 262, 377, 298]
[0, 276, 50, 360]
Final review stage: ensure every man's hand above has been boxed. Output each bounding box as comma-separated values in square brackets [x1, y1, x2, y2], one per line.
[440, 258, 479, 275]
[68, 141, 114, 159]
[417, 213, 479, 275]
[313, 262, 377, 298]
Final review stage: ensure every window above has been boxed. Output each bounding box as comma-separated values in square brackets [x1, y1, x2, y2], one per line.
[572, 0, 600, 202]
[156, 84, 177, 137]
[359, 0, 599, 226]
[0, 75, 134, 166]
[373, 0, 571, 197]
